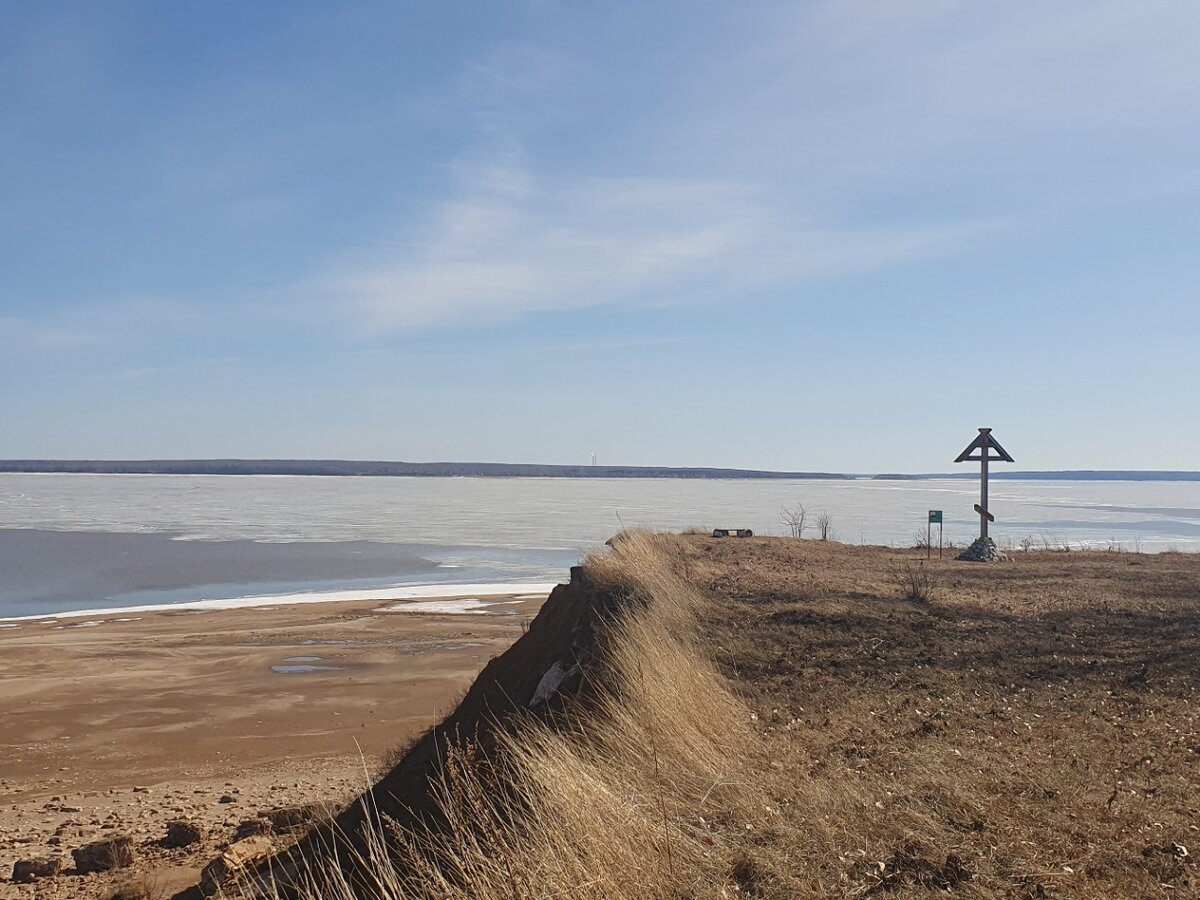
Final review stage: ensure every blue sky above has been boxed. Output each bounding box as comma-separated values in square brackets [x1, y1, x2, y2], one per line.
[2, 1, 1198, 471]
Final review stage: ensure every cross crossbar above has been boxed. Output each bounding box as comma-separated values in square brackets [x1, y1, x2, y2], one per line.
[954, 428, 1014, 464]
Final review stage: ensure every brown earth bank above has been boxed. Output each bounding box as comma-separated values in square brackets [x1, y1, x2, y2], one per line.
[0, 590, 550, 899]
[233, 534, 1197, 900]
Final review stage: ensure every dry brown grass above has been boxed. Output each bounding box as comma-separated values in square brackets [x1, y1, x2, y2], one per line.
[263, 531, 758, 899]
[264, 533, 1198, 899]
[686, 536, 1199, 897]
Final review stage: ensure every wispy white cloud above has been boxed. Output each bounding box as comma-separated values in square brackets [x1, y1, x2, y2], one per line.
[12, 1, 1188, 344]
[297, 9, 1069, 336]
[0, 315, 107, 351]
[311, 161, 993, 334]
[313, 173, 738, 331]
[712, 0, 1200, 180]
[0, 298, 203, 356]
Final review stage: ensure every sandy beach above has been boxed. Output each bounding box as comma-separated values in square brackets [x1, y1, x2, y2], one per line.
[0, 586, 553, 898]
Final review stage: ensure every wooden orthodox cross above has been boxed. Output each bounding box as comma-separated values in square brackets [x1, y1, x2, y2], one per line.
[954, 428, 1014, 542]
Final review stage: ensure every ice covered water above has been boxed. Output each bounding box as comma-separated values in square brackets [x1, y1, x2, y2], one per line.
[2, 473, 1198, 617]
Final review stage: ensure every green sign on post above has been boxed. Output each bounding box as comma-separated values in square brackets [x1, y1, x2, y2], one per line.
[928, 510, 943, 524]
[927, 511, 943, 559]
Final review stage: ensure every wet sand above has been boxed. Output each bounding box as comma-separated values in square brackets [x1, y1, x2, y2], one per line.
[0, 589, 551, 898]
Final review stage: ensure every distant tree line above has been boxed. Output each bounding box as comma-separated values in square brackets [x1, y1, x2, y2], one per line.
[0, 459, 853, 480]
[3, 460, 1193, 481]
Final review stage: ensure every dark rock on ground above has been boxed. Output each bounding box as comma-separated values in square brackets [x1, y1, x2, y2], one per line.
[11, 856, 63, 882]
[162, 819, 204, 848]
[72, 834, 136, 874]
[233, 818, 273, 841]
[262, 804, 321, 831]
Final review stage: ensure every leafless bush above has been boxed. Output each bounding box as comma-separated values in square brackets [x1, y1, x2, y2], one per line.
[780, 503, 809, 538]
[892, 561, 938, 601]
[1040, 532, 1073, 552]
[816, 511, 834, 541]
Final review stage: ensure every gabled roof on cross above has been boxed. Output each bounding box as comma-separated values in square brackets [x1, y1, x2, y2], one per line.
[954, 427, 1015, 464]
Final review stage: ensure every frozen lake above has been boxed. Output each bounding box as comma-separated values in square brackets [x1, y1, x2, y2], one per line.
[2, 473, 1198, 617]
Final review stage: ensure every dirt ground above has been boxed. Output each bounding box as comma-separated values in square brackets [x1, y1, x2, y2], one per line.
[0, 591, 548, 899]
[678, 536, 1199, 898]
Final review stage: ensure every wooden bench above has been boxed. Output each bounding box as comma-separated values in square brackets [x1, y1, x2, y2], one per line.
[711, 528, 753, 538]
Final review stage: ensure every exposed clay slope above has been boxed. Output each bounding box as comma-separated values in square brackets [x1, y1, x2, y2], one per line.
[198, 564, 623, 898]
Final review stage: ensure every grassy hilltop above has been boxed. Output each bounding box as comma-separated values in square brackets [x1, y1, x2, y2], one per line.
[204, 532, 1197, 899]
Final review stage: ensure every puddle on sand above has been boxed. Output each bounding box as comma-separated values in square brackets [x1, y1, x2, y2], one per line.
[271, 654, 347, 674]
[401, 641, 486, 655]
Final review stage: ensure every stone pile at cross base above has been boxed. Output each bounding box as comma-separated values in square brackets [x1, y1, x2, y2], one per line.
[957, 536, 1007, 562]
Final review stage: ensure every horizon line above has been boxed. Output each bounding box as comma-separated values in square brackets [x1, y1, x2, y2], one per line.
[1, 459, 1198, 482]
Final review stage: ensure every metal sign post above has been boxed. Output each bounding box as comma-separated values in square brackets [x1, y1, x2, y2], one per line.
[928, 510, 943, 559]
[954, 428, 1014, 543]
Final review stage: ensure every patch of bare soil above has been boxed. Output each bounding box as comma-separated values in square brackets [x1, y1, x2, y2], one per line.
[683, 536, 1199, 897]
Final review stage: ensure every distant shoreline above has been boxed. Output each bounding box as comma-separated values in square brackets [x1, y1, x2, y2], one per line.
[1, 460, 1199, 481]
[0, 459, 849, 479]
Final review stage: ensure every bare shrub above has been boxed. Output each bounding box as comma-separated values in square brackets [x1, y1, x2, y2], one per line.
[1040, 532, 1073, 552]
[892, 561, 938, 601]
[816, 510, 834, 541]
[780, 502, 809, 538]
